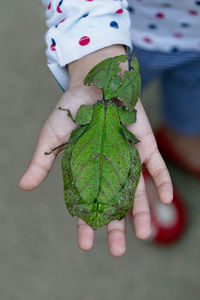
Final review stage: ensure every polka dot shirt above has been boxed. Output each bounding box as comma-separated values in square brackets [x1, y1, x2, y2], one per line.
[129, 0, 200, 52]
[41, 0, 200, 90]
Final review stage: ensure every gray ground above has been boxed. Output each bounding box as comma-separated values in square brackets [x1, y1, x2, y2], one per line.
[1, 1, 200, 299]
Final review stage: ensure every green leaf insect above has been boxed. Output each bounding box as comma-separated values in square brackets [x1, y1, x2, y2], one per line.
[62, 55, 141, 229]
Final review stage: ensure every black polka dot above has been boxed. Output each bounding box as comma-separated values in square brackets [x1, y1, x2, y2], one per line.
[127, 6, 134, 13]
[51, 38, 56, 46]
[195, 1, 200, 5]
[171, 47, 179, 53]
[148, 24, 157, 29]
[181, 22, 190, 27]
[82, 13, 89, 18]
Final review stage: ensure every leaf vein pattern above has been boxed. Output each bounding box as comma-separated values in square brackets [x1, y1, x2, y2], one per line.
[74, 154, 99, 180]
[111, 124, 124, 140]
[85, 122, 98, 134]
[72, 136, 98, 163]
[119, 75, 135, 94]
[108, 139, 126, 163]
[97, 105, 107, 195]
[102, 175, 115, 196]
[103, 155, 121, 183]
[99, 188, 106, 195]
[77, 178, 94, 195]
[105, 62, 112, 90]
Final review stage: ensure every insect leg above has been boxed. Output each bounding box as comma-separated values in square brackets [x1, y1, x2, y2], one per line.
[45, 142, 68, 155]
[58, 106, 75, 122]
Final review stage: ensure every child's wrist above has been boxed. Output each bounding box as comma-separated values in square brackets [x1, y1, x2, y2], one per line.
[68, 44, 127, 89]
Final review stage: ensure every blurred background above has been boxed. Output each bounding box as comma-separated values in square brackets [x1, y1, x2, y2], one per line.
[1, 1, 200, 299]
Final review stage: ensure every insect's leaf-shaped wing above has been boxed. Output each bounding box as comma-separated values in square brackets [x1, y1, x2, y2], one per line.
[115, 57, 141, 110]
[70, 103, 131, 205]
[84, 55, 128, 99]
[104, 76, 122, 100]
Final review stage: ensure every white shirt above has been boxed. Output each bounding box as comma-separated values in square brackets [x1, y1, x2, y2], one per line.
[41, 0, 200, 90]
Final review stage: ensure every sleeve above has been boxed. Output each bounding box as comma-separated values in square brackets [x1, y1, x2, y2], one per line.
[41, 0, 132, 91]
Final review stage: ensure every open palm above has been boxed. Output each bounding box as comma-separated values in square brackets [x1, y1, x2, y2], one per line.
[19, 85, 173, 256]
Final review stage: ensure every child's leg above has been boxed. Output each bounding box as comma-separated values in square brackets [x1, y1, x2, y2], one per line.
[162, 54, 200, 135]
[161, 53, 200, 170]
[130, 48, 199, 243]
[134, 47, 163, 89]
[135, 47, 200, 170]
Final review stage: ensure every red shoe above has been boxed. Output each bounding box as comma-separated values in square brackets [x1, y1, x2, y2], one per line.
[143, 168, 186, 245]
[155, 126, 200, 178]
[129, 168, 186, 245]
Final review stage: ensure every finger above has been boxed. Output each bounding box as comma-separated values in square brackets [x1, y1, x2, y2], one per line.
[18, 115, 76, 191]
[144, 147, 173, 205]
[132, 174, 151, 240]
[18, 87, 101, 191]
[128, 101, 173, 205]
[77, 218, 95, 251]
[107, 218, 126, 257]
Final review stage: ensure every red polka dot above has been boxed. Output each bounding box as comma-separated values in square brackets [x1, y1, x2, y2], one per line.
[115, 8, 124, 14]
[79, 36, 90, 46]
[60, 18, 66, 24]
[189, 10, 198, 15]
[174, 32, 183, 38]
[48, 2, 51, 10]
[57, 5, 62, 13]
[156, 12, 165, 19]
[51, 45, 56, 51]
[143, 37, 152, 43]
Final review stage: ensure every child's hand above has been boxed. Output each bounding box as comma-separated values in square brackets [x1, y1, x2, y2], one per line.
[19, 46, 173, 256]
[19, 84, 172, 256]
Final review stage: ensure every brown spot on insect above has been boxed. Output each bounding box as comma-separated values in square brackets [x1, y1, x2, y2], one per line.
[104, 210, 113, 217]
[81, 208, 90, 215]
[112, 98, 124, 107]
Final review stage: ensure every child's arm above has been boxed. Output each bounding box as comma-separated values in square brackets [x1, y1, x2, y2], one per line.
[19, 45, 173, 257]
[40, 0, 133, 91]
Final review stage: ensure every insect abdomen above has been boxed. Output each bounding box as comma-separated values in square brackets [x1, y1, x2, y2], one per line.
[71, 102, 130, 208]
